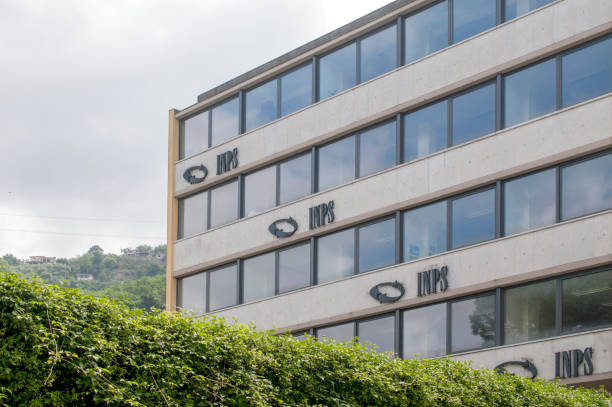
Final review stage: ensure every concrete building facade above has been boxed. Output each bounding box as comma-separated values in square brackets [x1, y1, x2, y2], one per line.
[167, 0, 612, 390]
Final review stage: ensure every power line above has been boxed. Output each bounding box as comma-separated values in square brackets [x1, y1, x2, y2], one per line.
[0, 227, 164, 240]
[0, 213, 162, 224]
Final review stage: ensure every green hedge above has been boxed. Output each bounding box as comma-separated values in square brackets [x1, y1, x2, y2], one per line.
[0, 271, 610, 406]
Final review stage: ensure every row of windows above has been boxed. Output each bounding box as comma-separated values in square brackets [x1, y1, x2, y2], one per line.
[177, 150, 612, 313]
[293, 267, 612, 358]
[179, 0, 559, 159]
[178, 34, 612, 239]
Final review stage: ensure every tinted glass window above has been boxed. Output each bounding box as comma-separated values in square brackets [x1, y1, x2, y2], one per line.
[317, 228, 355, 284]
[280, 153, 311, 205]
[359, 121, 396, 177]
[317, 322, 354, 343]
[358, 218, 395, 273]
[562, 269, 612, 332]
[209, 264, 238, 311]
[403, 201, 447, 261]
[182, 111, 208, 158]
[404, 1, 448, 64]
[179, 191, 207, 239]
[279, 243, 311, 294]
[360, 25, 397, 83]
[504, 0, 553, 21]
[561, 152, 612, 221]
[318, 136, 355, 191]
[319, 43, 356, 100]
[562, 37, 612, 108]
[504, 280, 555, 344]
[403, 101, 447, 162]
[244, 166, 276, 217]
[243, 252, 275, 303]
[210, 181, 238, 228]
[358, 315, 395, 353]
[451, 294, 496, 353]
[452, 0, 496, 43]
[178, 273, 206, 314]
[503, 169, 556, 236]
[281, 64, 312, 116]
[504, 59, 556, 127]
[211, 97, 239, 147]
[451, 189, 495, 249]
[245, 80, 278, 132]
[452, 83, 495, 145]
[403, 303, 446, 358]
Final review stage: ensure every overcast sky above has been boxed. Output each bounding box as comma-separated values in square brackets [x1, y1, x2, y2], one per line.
[0, 0, 392, 259]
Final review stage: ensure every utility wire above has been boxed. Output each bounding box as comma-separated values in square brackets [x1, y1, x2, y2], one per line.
[0, 227, 164, 240]
[0, 213, 162, 224]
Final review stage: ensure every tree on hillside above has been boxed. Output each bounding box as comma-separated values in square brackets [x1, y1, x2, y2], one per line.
[2, 253, 20, 266]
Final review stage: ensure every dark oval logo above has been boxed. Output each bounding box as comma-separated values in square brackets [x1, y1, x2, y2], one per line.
[183, 164, 208, 184]
[369, 281, 405, 304]
[268, 217, 298, 238]
[494, 360, 538, 380]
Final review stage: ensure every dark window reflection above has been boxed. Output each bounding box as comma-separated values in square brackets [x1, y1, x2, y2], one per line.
[403, 303, 446, 358]
[452, 83, 495, 145]
[318, 136, 355, 191]
[360, 25, 397, 83]
[209, 264, 238, 311]
[452, 0, 496, 43]
[562, 37, 612, 108]
[504, 0, 554, 21]
[244, 166, 276, 217]
[358, 315, 395, 353]
[503, 169, 556, 236]
[243, 253, 275, 303]
[504, 59, 556, 127]
[281, 64, 312, 116]
[504, 280, 555, 344]
[210, 181, 238, 229]
[178, 273, 206, 314]
[404, 1, 448, 64]
[358, 218, 395, 273]
[319, 43, 356, 100]
[179, 191, 207, 239]
[317, 228, 355, 284]
[451, 189, 495, 249]
[403, 100, 448, 162]
[561, 152, 612, 221]
[182, 111, 208, 158]
[359, 121, 396, 177]
[403, 201, 447, 261]
[245, 80, 278, 132]
[317, 322, 355, 343]
[280, 153, 311, 205]
[562, 269, 612, 332]
[279, 243, 311, 294]
[211, 97, 239, 147]
[451, 294, 496, 353]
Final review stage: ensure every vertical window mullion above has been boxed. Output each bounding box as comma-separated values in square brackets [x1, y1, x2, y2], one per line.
[354, 321, 359, 343]
[395, 309, 401, 358]
[556, 278, 562, 336]
[495, 287, 502, 346]
[555, 165, 561, 223]
[395, 211, 402, 265]
[205, 271, 211, 313]
[448, 0, 454, 45]
[276, 77, 282, 119]
[312, 56, 318, 103]
[237, 259, 243, 305]
[495, 74, 503, 131]
[556, 55, 562, 110]
[355, 134, 360, 179]
[238, 175, 244, 219]
[206, 190, 211, 230]
[238, 90, 245, 135]
[354, 227, 359, 275]
[275, 164, 281, 207]
[396, 113, 402, 165]
[274, 251, 280, 296]
[495, 180, 502, 238]
[356, 40, 362, 84]
[207, 110, 212, 148]
[396, 15, 404, 67]
[310, 236, 317, 286]
[446, 199, 452, 251]
[311, 146, 317, 194]
[496, 0, 503, 25]
[446, 301, 452, 354]
[447, 99, 453, 147]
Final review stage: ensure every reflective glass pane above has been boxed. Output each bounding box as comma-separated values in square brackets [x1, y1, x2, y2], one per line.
[210, 181, 238, 228]
[318, 136, 355, 191]
[211, 97, 239, 147]
[209, 264, 238, 311]
[244, 166, 276, 217]
[503, 169, 556, 236]
[404, 1, 448, 64]
[403, 101, 447, 162]
[358, 315, 395, 353]
[245, 80, 278, 132]
[451, 189, 495, 249]
[504, 280, 555, 344]
[317, 228, 354, 284]
[178, 273, 206, 314]
[179, 191, 207, 239]
[403, 303, 446, 358]
[281, 64, 312, 116]
[504, 59, 556, 127]
[504, 0, 553, 21]
[358, 218, 395, 273]
[360, 25, 397, 83]
[182, 111, 208, 158]
[243, 252, 275, 303]
[561, 152, 612, 221]
[279, 243, 311, 294]
[319, 43, 356, 100]
[452, 83, 495, 145]
[562, 269, 612, 332]
[452, 0, 496, 43]
[317, 322, 354, 343]
[280, 153, 311, 204]
[403, 201, 447, 261]
[562, 37, 612, 108]
[451, 294, 496, 353]
[359, 121, 396, 177]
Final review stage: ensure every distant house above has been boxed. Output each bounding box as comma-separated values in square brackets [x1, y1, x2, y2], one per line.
[122, 250, 150, 258]
[27, 256, 56, 264]
[77, 274, 94, 281]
